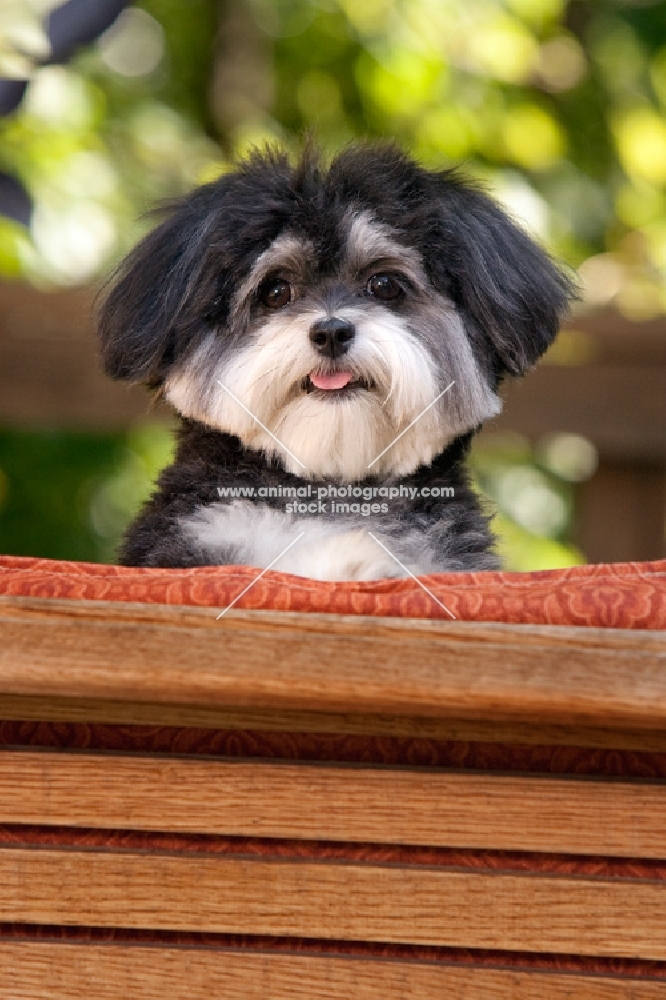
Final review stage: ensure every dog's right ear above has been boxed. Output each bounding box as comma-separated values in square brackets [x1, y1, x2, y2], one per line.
[97, 182, 229, 385]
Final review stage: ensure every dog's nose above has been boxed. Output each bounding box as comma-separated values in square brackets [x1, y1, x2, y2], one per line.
[309, 317, 355, 358]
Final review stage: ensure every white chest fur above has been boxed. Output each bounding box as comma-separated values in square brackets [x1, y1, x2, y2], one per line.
[180, 500, 408, 581]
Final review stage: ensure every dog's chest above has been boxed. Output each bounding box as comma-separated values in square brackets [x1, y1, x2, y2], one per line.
[179, 499, 408, 581]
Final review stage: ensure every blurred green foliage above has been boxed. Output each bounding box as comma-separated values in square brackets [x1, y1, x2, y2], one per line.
[0, 429, 120, 562]
[0, 424, 175, 563]
[1, 0, 664, 568]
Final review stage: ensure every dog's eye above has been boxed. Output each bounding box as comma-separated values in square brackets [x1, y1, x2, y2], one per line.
[367, 273, 403, 301]
[260, 279, 292, 309]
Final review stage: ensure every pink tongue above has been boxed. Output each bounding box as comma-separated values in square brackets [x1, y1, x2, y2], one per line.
[309, 371, 353, 390]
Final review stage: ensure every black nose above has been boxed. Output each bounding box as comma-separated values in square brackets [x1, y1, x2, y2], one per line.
[309, 317, 355, 358]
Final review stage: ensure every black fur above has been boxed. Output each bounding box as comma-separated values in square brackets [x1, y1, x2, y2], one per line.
[120, 422, 495, 571]
[99, 143, 575, 575]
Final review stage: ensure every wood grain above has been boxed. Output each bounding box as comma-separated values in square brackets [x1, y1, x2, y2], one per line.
[1, 597, 665, 732]
[2, 751, 666, 858]
[1, 848, 666, 959]
[5, 593, 657, 646]
[7, 693, 666, 751]
[1, 942, 665, 999]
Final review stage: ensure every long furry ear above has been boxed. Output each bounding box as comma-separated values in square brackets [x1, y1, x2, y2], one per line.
[433, 176, 577, 378]
[97, 183, 227, 384]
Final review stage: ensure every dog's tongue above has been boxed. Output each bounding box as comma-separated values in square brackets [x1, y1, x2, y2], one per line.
[309, 371, 353, 390]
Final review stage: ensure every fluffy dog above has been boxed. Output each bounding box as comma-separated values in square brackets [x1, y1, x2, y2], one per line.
[99, 143, 573, 580]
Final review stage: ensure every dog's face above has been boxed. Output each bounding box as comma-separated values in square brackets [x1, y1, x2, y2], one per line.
[99, 145, 573, 479]
[163, 205, 502, 479]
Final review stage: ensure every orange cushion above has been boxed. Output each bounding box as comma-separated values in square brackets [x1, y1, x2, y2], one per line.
[1, 555, 665, 629]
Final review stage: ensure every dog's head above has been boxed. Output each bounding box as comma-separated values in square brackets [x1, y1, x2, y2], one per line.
[99, 144, 574, 479]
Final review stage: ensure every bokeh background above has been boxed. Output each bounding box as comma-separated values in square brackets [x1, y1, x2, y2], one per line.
[0, 0, 664, 569]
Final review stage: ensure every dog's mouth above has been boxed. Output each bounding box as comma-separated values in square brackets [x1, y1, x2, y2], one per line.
[302, 370, 375, 394]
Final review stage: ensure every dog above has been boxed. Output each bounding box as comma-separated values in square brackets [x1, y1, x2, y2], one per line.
[98, 143, 574, 580]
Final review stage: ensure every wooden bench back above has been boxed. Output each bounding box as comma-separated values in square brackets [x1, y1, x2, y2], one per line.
[1, 596, 665, 997]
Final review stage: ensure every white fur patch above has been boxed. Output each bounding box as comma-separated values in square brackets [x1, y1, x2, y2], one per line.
[181, 501, 407, 581]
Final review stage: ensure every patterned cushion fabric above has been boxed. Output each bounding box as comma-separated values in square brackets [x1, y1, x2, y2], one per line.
[0, 555, 664, 629]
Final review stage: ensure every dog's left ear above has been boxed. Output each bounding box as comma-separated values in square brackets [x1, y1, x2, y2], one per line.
[431, 175, 576, 378]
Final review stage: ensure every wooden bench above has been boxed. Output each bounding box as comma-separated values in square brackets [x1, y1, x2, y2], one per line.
[1, 594, 666, 997]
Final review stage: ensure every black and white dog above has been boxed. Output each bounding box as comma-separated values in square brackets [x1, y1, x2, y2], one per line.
[99, 143, 573, 580]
